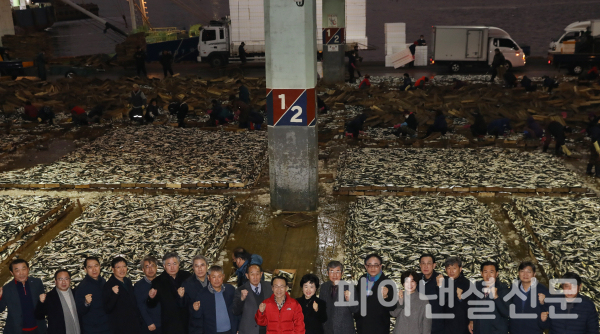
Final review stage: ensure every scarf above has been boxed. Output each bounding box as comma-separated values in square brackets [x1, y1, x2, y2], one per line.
[58, 289, 80, 334]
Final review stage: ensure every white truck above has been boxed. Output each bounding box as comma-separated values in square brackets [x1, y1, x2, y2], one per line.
[548, 20, 600, 74]
[431, 26, 526, 73]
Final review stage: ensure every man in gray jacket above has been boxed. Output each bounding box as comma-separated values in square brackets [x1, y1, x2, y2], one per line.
[232, 264, 272, 334]
[319, 261, 358, 334]
[0, 259, 48, 334]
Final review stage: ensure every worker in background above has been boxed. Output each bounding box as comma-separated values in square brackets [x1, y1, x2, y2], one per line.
[524, 116, 543, 139]
[394, 111, 418, 137]
[348, 51, 359, 84]
[134, 46, 147, 78]
[38, 106, 55, 125]
[70, 105, 88, 126]
[401, 73, 412, 91]
[230, 94, 251, 129]
[543, 118, 572, 157]
[22, 101, 38, 122]
[237, 80, 250, 104]
[587, 117, 600, 176]
[176, 94, 188, 128]
[408, 41, 417, 67]
[248, 110, 264, 130]
[36, 51, 47, 81]
[520, 76, 537, 92]
[159, 50, 174, 78]
[487, 118, 511, 138]
[490, 49, 505, 83]
[424, 110, 447, 137]
[470, 112, 487, 137]
[584, 66, 599, 81]
[503, 72, 518, 88]
[542, 76, 559, 93]
[239, 42, 247, 65]
[207, 99, 233, 126]
[145, 98, 159, 123]
[317, 96, 328, 114]
[414, 76, 429, 89]
[359, 74, 371, 90]
[353, 45, 363, 62]
[417, 35, 427, 46]
[129, 84, 147, 123]
[346, 113, 368, 139]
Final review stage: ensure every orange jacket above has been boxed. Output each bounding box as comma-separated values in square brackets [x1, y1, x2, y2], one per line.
[255, 293, 305, 334]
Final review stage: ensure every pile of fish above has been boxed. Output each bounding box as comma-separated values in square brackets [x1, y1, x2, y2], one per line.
[27, 195, 239, 288]
[0, 127, 268, 187]
[335, 147, 582, 189]
[0, 195, 68, 264]
[345, 196, 517, 285]
[510, 197, 600, 310]
[0, 133, 45, 155]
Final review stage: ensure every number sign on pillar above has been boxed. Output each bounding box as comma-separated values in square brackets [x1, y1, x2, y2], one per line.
[323, 28, 345, 45]
[266, 88, 316, 126]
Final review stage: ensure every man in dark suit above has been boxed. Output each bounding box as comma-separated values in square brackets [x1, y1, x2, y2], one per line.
[355, 254, 395, 334]
[436, 256, 475, 334]
[147, 253, 191, 333]
[319, 261, 358, 334]
[35, 269, 80, 334]
[232, 264, 272, 334]
[0, 259, 48, 334]
[469, 261, 510, 334]
[190, 265, 237, 334]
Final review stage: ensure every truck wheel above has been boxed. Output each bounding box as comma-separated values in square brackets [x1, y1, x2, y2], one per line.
[450, 63, 461, 73]
[210, 56, 225, 68]
[505, 61, 512, 71]
[572, 65, 584, 75]
[65, 70, 76, 78]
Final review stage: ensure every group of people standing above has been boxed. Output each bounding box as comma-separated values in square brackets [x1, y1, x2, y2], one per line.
[2, 251, 598, 334]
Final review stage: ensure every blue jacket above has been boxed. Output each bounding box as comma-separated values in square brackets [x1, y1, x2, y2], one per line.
[190, 284, 238, 334]
[0, 277, 47, 334]
[509, 282, 550, 334]
[235, 254, 263, 288]
[74, 275, 112, 334]
[134, 278, 161, 332]
[548, 294, 599, 334]
[433, 115, 447, 130]
[417, 271, 443, 334]
[488, 118, 512, 134]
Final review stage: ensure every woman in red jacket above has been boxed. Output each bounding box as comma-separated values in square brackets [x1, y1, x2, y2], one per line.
[255, 276, 305, 334]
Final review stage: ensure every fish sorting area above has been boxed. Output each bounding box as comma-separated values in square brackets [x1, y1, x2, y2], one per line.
[1, 73, 600, 330]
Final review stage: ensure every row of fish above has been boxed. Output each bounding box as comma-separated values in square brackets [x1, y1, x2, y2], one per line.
[335, 147, 582, 189]
[510, 197, 600, 311]
[24, 194, 239, 289]
[0, 195, 68, 263]
[0, 127, 268, 186]
[344, 196, 517, 286]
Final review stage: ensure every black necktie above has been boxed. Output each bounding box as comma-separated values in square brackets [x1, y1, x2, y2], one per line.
[255, 286, 259, 295]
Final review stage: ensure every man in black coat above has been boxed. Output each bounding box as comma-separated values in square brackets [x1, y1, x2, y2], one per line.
[36, 51, 47, 81]
[490, 49, 506, 82]
[418, 254, 444, 334]
[436, 256, 474, 334]
[147, 252, 191, 334]
[35, 269, 80, 334]
[543, 120, 570, 156]
[355, 254, 395, 334]
[103, 257, 143, 334]
[319, 261, 358, 334]
[159, 51, 174, 78]
[547, 272, 599, 334]
[74, 256, 112, 334]
[239, 42, 247, 64]
[346, 113, 367, 139]
[134, 47, 147, 77]
[469, 261, 510, 334]
[0, 259, 48, 334]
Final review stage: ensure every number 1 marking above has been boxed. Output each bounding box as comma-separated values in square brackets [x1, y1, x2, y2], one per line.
[290, 106, 303, 123]
[327, 29, 331, 37]
[278, 94, 285, 109]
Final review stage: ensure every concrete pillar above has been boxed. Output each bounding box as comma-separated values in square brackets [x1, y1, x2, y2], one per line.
[0, 0, 15, 47]
[265, 0, 318, 211]
[321, 0, 345, 84]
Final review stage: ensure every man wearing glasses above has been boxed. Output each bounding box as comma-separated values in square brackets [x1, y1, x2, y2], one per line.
[255, 276, 305, 333]
[356, 254, 395, 334]
[319, 261, 358, 334]
[35, 269, 80, 333]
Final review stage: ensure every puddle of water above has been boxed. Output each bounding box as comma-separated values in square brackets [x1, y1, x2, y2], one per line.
[0, 138, 77, 172]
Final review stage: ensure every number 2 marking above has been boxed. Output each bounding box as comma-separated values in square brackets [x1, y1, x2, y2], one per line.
[333, 35, 339, 43]
[290, 106, 303, 123]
